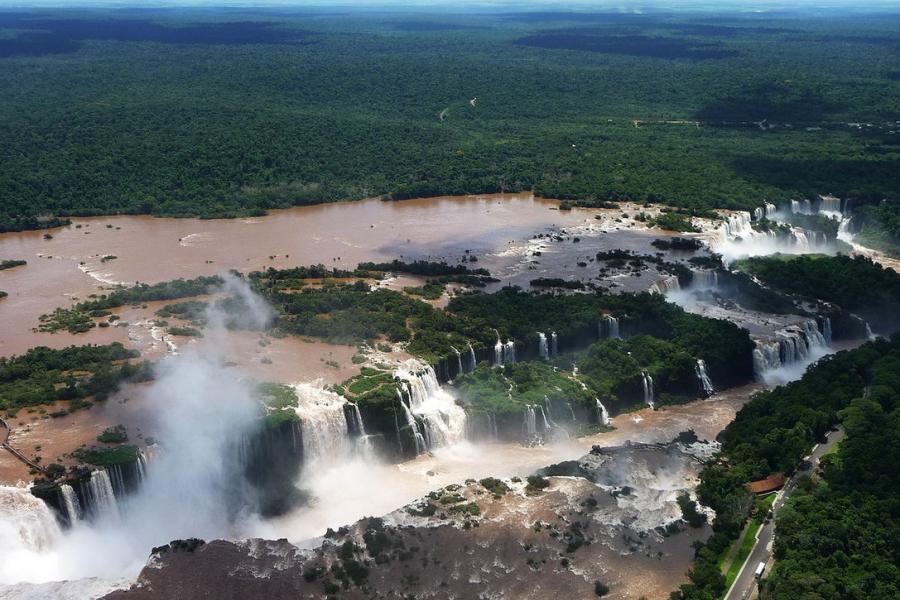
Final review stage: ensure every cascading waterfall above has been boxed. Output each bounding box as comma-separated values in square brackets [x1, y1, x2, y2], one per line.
[397, 389, 426, 455]
[819, 195, 842, 218]
[649, 275, 681, 295]
[596, 399, 610, 426]
[550, 331, 558, 356]
[292, 383, 354, 462]
[522, 406, 537, 436]
[695, 359, 715, 396]
[538, 332, 549, 359]
[493, 336, 504, 367]
[59, 483, 82, 525]
[691, 269, 719, 289]
[85, 470, 120, 521]
[752, 318, 832, 379]
[0, 485, 63, 581]
[599, 315, 620, 339]
[347, 403, 375, 457]
[541, 397, 558, 429]
[642, 372, 655, 409]
[450, 346, 463, 376]
[714, 211, 826, 260]
[791, 199, 813, 215]
[468, 343, 477, 371]
[397, 362, 467, 452]
[107, 464, 127, 498]
[866, 322, 876, 341]
[503, 340, 516, 364]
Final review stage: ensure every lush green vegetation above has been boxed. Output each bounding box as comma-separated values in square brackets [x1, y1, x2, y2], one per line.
[0, 9, 897, 231]
[256, 381, 300, 427]
[735, 254, 900, 332]
[97, 424, 128, 444]
[37, 275, 222, 333]
[672, 336, 900, 600]
[356, 260, 497, 287]
[73, 444, 141, 467]
[0, 259, 26, 270]
[0, 343, 150, 413]
[454, 362, 594, 416]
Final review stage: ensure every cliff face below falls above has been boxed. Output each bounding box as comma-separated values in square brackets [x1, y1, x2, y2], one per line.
[104, 438, 714, 600]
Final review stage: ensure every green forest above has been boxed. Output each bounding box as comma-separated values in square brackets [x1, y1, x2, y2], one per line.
[672, 336, 900, 600]
[0, 8, 898, 237]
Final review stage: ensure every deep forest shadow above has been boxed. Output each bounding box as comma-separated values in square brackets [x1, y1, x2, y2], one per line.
[695, 82, 848, 123]
[0, 16, 312, 57]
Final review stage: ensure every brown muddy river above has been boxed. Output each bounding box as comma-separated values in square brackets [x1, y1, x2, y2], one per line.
[0, 194, 670, 358]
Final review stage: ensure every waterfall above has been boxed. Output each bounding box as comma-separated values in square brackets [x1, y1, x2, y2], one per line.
[713, 210, 822, 260]
[0, 485, 63, 574]
[468, 343, 477, 371]
[397, 389, 426, 455]
[85, 470, 120, 521]
[550, 331, 558, 356]
[691, 269, 719, 289]
[538, 332, 549, 359]
[596, 399, 610, 426]
[292, 383, 354, 463]
[107, 464, 127, 498]
[600, 315, 620, 339]
[503, 340, 516, 364]
[695, 359, 715, 396]
[753, 340, 782, 378]
[642, 372, 655, 409]
[397, 362, 467, 451]
[819, 195, 842, 218]
[59, 483, 82, 526]
[765, 202, 777, 218]
[791, 199, 813, 215]
[649, 275, 681, 295]
[837, 216, 853, 243]
[487, 413, 499, 441]
[347, 403, 375, 457]
[522, 406, 537, 436]
[866, 322, 876, 340]
[542, 397, 559, 428]
[493, 336, 503, 367]
[752, 318, 832, 379]
[453, 347, 463, 375]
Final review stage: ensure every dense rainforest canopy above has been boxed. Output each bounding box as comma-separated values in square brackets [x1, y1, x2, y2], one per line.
[0, 8, 898, 241]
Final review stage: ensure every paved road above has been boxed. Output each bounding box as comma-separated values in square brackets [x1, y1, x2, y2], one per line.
[724, 427, 845, 600]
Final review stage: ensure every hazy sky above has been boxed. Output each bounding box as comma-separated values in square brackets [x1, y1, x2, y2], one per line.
[1, 0, 898, 9]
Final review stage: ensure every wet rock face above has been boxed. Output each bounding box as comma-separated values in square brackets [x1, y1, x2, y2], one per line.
[104, 438, 712, 600]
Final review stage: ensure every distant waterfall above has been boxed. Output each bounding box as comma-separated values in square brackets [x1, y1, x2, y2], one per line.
[819, 195, 842, 218]
[599, 315, 620, 339]
[649, 275, 681, 295]
[866, 322, 876, 341]
[292, 383, 354, 462]
[695, 359, 715, 396]
[451, 346, 463, 376]
[504, 340, 516, 364]
[714, 211, 827, 259]
[550, 332, 558, 356]
[397, 362, 467, 452]
[752, 318, 831, 379]
[791, 199, 813, 215]
[642, 372, 655, 409]
[691, 269, 719, 289]
[468, 343, 477, 371]
[522, 406, 537, 436]
[493, 337, 503, 367]
[85, 470, 120, 521]
[596, 399, 610, 426]
[59, 483, 82, 526]
[538, 332, 549, 359]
